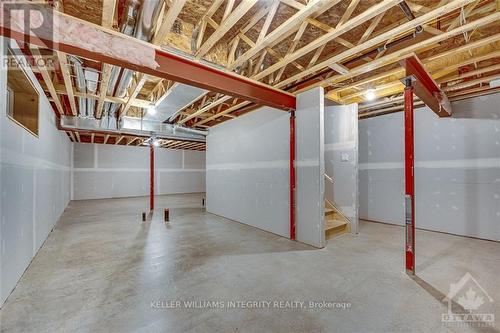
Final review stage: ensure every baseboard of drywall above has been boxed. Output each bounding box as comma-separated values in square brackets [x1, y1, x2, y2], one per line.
[71, 192, 206, 201]
[361, 218, 500, 243]
[205, 209, 319, 249]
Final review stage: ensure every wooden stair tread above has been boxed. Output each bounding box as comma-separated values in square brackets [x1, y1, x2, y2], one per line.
[324, 201, 349, 239]
[325, 218, 349, 240]
[324, 219, 348, 231]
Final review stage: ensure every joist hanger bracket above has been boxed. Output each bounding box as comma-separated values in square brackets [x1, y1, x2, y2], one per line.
[401, 75, 416, 88]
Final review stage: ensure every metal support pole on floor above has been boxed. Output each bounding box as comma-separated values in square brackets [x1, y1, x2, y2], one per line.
[150, 144, 155, 212]
[400, 56, 452, 274]
[404, 77, 415, 274]
[290, 111, 296, 240]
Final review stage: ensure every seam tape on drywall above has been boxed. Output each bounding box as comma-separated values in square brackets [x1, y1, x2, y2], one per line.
[360, 158, 500, 170]
[73, 168, 205, 172]
[206, 159, 322, 170]
[1, 148, 71, 171]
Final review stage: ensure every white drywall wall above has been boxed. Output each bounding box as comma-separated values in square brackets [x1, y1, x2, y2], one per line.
[206, 107, 290, 237]
[207, 88, 326, 247]
[1, 39, 72, 305]
[295, 88, 325, 247]
[324, 103, 359, 233]
[359, 93, 500, 241]
[72, 143, 205, 200]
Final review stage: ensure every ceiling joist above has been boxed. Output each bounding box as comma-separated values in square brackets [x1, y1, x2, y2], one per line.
[5, 0, 500, 134]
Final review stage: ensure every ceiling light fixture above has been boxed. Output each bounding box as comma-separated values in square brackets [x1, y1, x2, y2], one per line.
[148, 105, 157, 115]
[365, 89, 376, 101]
[147, 137, 160, 147]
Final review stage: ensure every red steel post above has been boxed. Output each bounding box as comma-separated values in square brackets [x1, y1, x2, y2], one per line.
[404, 80, 415, 274]
[290, 111, 296, 240]
[150, 144, 154, 212]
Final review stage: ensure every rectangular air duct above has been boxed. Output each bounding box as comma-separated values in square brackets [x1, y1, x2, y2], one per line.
[60, 116, 207, 142]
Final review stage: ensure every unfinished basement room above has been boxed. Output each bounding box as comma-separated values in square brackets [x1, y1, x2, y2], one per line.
[0, 0, 499, 332]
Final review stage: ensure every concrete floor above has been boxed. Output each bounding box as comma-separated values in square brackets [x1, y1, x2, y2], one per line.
[1, 193, 499, 333]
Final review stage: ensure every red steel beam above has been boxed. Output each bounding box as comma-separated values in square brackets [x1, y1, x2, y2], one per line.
[150, 144, 154, 212]
[0, 3, 296, 111]
[404, 80, 415, 274]
[401, 55, 454, 274]
[401, 55, 452, 117]
[290, 111, 296, 240]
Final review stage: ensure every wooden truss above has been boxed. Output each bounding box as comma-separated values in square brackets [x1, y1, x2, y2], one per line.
[8, 0, 500, 145]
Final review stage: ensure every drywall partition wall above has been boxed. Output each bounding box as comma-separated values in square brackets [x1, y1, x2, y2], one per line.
[72, 143, 205, 200]
[359, 93, 500, 241]
[324, 103, 359, 234]
[0, 38, 72, 305]
[295, 87, 325, 247]
[206, 107, 290, 237]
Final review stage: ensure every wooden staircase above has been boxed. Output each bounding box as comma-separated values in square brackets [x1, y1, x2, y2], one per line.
[324, 201, 350, 240]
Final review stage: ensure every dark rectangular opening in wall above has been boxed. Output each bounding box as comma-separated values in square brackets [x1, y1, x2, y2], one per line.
[6, 48, 39, 136]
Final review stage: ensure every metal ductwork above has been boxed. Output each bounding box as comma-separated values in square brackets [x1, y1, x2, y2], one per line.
[101, 1, 141, 128]
[84, 69, 99, 118]
[73, 0, 208, 134]
[191, 24, 200, 54]
[60, 116, 207, 142]
[173, 125, 208, 137]
[121, 0, 142, 35]
[117, 0, 164, 99]
[101, 0, 165, 129]
[101, 0, 143, 128]
[233, 46, 245, 74]
[135, 0, 164, 41]
[68, 55, 90, 118]
[99, 112, 118, 131]
[101, 65, 121, 125]
[67, 0, 164, 125]
[122, 117, 207, 137]
[67, 56, 100, 119]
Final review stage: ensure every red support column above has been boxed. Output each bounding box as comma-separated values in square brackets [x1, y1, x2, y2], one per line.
[150, 144, 155, 212]
[404, 80, 415, 274]
[290, 111, 296, 240]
